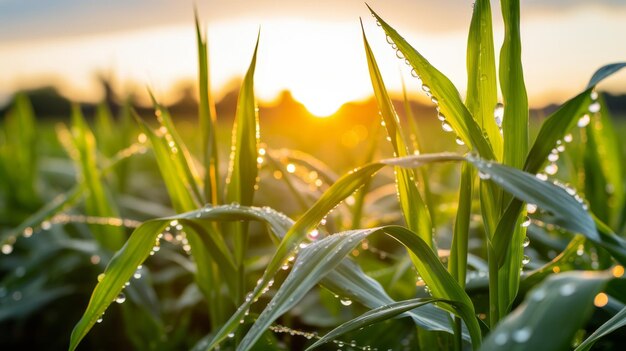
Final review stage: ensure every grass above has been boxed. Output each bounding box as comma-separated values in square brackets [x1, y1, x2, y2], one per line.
[1, 2, 626, 351]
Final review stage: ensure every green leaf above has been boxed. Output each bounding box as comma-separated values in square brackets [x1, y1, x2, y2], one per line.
[2, 93, 39, 207]
[225, 33, 260, 268]
[361, 22, 433, 248]
[135, 116, 198, 212]
[480, 271, 610, 351]
[449, 162, 473, 287]
[306, 297, 448, 350]
[69, 220, 167, 351]
[525, 63, 626, 175]
[466, 0, 501, 159]
[204, 163, 385, 350]
[521, 235, 586, 293]
[367, 5, 494, 160]
[70, 105, 125, 251]
[386, 153, 626, 267]
[499, 0, 528, 170]
[2, 185, 84, 246]
[584, 94, 624, 227]
[586, 62, 626, 89]
[238, 226, 482, 351]
[322, 259, 459, 337]
[70, 204, 289, 351]
[94, 103, 118, 158]
[575, 306, 626, 351]
[148, 96, 205, 207]
[195, 11, 220, 206]
[524, 90, 590, 175]
[467, 154, 598, 251]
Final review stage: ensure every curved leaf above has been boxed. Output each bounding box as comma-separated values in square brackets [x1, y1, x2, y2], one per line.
[361, 21, 433, 248]
[238, 225, 482, 351]
[575, 305, 626, 351]
[367, 5, 494, 160]
[306, 297, 450, 350]
[480, 271, 610, 351]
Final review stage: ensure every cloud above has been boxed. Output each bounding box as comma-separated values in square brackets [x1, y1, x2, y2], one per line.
[0, 0, 624, 44]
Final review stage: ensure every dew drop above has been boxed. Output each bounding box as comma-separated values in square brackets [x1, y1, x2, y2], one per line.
[115, 293, 126, 304]
[536, 173, 548, 181]
[395, 49, 404, 59]
[41, 221, 51, 230]
[494, 332, 508, 346]
[521, 216, 531, 228]
[23, 227, 33, 238]
[512, 327, 532, 343]
[577, 114, 591, 128]
[588, 102, 601, 113]
[522, 255, 531, 265]
[97, 273, 105, 282]
[1, 244, 13, 255]
[478, 171, 491, 180]
[544, 163, 558, 175]
[493, 103, 504, 126]
[437, 112, 446, 121]
[441, 121, 453, 132]
[308, 229, 320, 240]
[559, 283, 576, 296]
[340, 298, 353, 306]
[455, 137, 465, 146]
[526, 203, 537, 214]
[590, 90, 598, 100]
[97, 317, 103, 323]
[531, 288, 546, 301]
[422, 85, 431, 93]
[548, 152, 559, 162]
[576, 245, 584, 256]
[564, 133, 573, 143]
[523, 236, 530, 248]
[228, 332, 235, 338]
[410, 68, 419, 78]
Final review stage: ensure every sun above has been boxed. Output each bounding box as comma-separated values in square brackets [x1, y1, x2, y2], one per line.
[293, 89, 346, 118]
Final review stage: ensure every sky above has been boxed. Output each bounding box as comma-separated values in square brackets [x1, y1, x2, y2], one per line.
[0, 0, 625, 115]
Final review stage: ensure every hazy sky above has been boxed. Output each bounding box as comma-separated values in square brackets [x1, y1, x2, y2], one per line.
[1, 0, 625, 114]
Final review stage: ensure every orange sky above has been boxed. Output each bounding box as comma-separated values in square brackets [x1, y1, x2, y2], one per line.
[0, 0, 625, 114]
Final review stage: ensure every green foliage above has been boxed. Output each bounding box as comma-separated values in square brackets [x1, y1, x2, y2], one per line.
[1, 3, 626, 351]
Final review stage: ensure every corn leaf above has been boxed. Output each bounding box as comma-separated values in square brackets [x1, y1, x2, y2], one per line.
[238, 226, 482, 351]
[361, 22, 433, 248]
[575, 306, 626, 351]
[195, 12, 220, 205]
[500, 0, 528, 170]
[479, 271, 610, 351]
[584, 94, 624, 228]
[449, 162, 473, 287]
[70, 105, 125, 251]
[225, 34, 260, 268]
[2, 93, 39, 207]
[135, 116, 198, 212]
[306, 297, 450, 350]
[149, 97, 204, 206]
[525, 63, 626, 175]
[466, 0, 501, 159]
[368, 5, 494, 160]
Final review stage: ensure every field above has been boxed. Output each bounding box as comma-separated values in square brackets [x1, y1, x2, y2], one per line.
[1, 2, 626, 351]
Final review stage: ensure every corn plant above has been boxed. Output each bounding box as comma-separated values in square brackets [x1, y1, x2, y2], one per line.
[2, 2, 626, 351]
